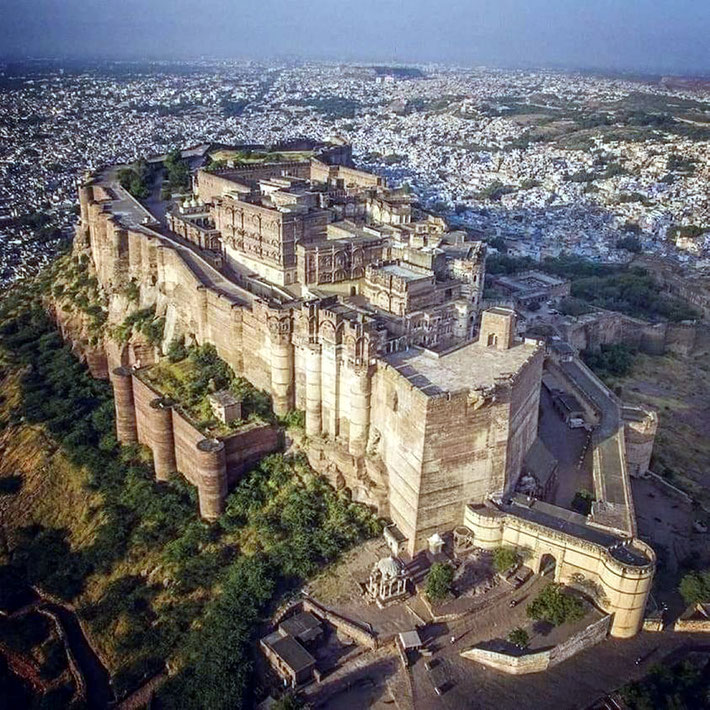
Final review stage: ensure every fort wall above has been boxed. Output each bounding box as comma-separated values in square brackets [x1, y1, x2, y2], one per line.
[460, 614, 612, 674]
[462, 506, 655, 638]
[110, 367, 279, 520]
[559, 310, 698, 357]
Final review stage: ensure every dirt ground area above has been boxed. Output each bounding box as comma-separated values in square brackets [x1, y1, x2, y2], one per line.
[614, 348, 710, 505]
[632, 475, 710, 618]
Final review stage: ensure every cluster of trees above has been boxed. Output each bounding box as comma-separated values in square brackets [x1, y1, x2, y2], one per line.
[287, 95, 361, 119]
[570, 269, 700, 322]
[219, 98, 249, 117]
[117, 159, 151, 200]
[476, 180, 516, 202]
[507, 627, 530, 649]
[112, 305, 164, 345]
[492, 546, 520, 573]
[616, 235, 642, 253]
[0, 283, 381, 706]
[558, 297, 594, 317]
[621, 659, 710, 710]
[678, 569, 710, 606]
[582, 343, 636, 379]
[163, 148, 190, 194]
[50, 253, 108, 337]
[526, 583, 585, 626]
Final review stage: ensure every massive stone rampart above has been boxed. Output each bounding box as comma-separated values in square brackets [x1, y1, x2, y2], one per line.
[111, 366, 279, 519]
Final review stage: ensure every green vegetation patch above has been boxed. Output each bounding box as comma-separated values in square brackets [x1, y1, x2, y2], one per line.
[163, 148, 190, 193]
[582, 343, 636, 380]
[620, 658, 710, 710]
[50, 252, 108, 340]
[117, 158, 152, 200]
[141, 342, 273, 435]
[111, 305, 164, 345]
[425, 562, 454, 602]
[492, 546, 520, 573]
[0, 278, 381, 707]
[526, 583, 585, 626]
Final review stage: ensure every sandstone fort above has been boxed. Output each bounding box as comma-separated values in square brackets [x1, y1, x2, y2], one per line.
[73, 140, 657, 638]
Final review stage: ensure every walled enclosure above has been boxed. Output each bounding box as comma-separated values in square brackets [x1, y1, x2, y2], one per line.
[461, 614, 612, 674]
[110, 366, 279, 519]
[463, 505, 655, 638]
[78, 144, 655, 638]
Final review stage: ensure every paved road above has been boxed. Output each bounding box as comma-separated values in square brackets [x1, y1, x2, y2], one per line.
[538, 387, 592, 508]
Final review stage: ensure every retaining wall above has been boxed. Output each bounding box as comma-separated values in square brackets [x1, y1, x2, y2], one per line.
[111, 368, 279, 519]
[460, 615, 611, 674]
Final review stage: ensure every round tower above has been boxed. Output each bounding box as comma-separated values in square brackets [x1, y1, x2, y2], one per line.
[269, 318, 294, 417]
[348, 364, 372, 457]
[147, 397, 176, 482]
[111, 367, 138, 444]
[600, 539, 656, 638]
[305, 344, 322, 437]
[196, 438, 227, 521]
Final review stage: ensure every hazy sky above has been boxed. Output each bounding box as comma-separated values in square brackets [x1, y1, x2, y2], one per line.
[2, 0, 710, 73]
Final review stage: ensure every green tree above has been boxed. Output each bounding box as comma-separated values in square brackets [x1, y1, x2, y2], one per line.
[526, 583, 585, 626]
[570, 489, 594, 516]
[425, 562, 454, 602]
[507, 627, 529, 648]
[678, 570, 710, 606]
[493, 546, 519, 573]
[167, 337, 188, 363]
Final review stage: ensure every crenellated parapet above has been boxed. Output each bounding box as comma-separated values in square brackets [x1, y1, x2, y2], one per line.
[463, 502, 655, 638]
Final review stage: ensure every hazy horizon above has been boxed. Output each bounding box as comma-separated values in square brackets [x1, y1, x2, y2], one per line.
[2, 0, 710, 76]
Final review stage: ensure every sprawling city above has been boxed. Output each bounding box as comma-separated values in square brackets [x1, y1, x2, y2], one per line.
[1, 3, 710, 710]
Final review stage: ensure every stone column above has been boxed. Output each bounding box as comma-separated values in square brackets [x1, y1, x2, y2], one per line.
[111, 367, 138, 444]
[147, 397, 176, 482]
[321, 342, 339, 437]
[305, 344, 322, 437]
[270, 320, 294, 417]
[196, 438, 227, 521]
[79, 185, 92, 225]
[348, 364, 372, 457]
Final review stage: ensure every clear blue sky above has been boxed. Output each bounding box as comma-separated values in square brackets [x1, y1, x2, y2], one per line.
[2, 0, 709, 74]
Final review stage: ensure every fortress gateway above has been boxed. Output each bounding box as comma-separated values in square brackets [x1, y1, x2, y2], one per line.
[78, 140, 654, 637]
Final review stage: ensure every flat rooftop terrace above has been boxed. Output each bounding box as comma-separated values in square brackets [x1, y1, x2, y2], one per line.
[385, 339, 539, 396]
[379, 262, 430, 281]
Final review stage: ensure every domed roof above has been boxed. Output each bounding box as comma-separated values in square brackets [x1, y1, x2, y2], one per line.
[376, 556, 401, 579]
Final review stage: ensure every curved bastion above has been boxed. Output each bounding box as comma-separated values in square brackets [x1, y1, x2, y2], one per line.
[463, 501, 655, 638]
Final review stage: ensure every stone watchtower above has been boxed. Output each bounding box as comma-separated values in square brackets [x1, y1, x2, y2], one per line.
[479, 307, 516, 350]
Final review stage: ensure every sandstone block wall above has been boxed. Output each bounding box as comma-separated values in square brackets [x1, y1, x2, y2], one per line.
[460, 615, 611, 674]
[111, 369, 279, 520]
